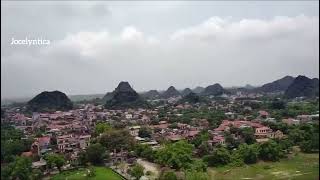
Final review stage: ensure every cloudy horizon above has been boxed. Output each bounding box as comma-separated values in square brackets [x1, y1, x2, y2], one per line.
[1, 1, 319, 99]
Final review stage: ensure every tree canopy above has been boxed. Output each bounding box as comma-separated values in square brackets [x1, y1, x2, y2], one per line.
[156, 141, 194, 170]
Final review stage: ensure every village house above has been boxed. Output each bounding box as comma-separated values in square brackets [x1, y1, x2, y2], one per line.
[297, 114, 319, 123]
[129, 126, 141, 137]
[208, 135, 225, 146]
[32, 136, 51, 156]
[79, 135, 91, 149]
[214, 120, 264, 133]
[254, 127, 284, 142]
[282, 118, 300, 125]
[254, 126, 273, 138]
[258, 110, 269, 119]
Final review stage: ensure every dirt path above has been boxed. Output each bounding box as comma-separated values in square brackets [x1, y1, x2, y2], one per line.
[136, 158, 160, 179]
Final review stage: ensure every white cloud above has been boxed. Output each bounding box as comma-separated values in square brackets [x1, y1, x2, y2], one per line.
[2, 15, 319, 98]
[171, 15, 318, 42]
[121, 26, 143, 41]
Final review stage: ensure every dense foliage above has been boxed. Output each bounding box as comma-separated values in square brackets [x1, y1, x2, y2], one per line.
[45, 153, 65, 171]
[99, 129, 135, 151]
[1, 124, 34, 163]
[156, 141, 194, 170]
[128, 163, 145, 180]
[85, 143, 107, 165]
[1, 157, 32, 180]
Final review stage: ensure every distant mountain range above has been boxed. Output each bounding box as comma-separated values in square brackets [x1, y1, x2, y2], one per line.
[69, 94, 104, 102]
[3, 75, 319, 107]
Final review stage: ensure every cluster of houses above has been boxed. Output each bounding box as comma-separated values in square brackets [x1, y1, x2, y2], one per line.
[209, 119, 284, 145]
[2, 98, 319, 173]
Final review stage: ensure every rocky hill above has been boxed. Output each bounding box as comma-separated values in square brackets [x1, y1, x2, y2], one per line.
[179, 92, 202, 104]
[162, 86, 181, 98]
[201, 83, 227, 96]
[284, 76, 319, 98]
[141, 90, 161, 99]
[193, 86, 205, 94]
[27, 91, 73, 112]
[101, 92, 115, 103]
[257, 76, 295, 93]
[104, 82, 147, 109]
[181, 88, 193, 96]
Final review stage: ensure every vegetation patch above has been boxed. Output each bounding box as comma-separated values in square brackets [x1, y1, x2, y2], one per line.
[51, 166, 124, 180]
[208, 153, 319, 180]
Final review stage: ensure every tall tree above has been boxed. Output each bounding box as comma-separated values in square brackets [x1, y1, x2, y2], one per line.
[203, 147, 231, 167]
[1, 156, 32, 180]
[94, 122, 112, 137]
[99, 129, 135, 151]
[237, 143, 260, 164]
[259, 140, 282, 161]
[129, 163, 145, 180]
[45, 153, 65, 172]
[86, 143, 107, 165]
[138, 127, 152, 138]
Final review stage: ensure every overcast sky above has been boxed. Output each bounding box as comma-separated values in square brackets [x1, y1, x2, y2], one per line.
[1, 1, 319, 99]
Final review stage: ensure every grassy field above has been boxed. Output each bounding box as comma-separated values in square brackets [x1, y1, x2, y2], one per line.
[208, 153, 319, 180]
[51, 166, 124, 180]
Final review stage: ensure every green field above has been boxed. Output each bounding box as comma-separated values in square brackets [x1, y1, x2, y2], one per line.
[208, 153, 319, 180]
[51, 166, 124, 180]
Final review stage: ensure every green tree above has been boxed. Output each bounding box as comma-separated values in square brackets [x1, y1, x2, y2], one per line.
[311, 133, 319, 151]
[275, 139, 293, 153]
[185, 171, 209, 180]
[30, 169, 42, 180]
[240, 127, 256, 144]
[99, 129, 135, 151]
[288, 128, 305, 144]
[190, 131, 209, 148]
[224, 132, 240, 150]
[197, 142, 211, 157]
[186, 159, 207, 172]
[159, 171, 177, 180]
[1, 156, 32, 180]
[87, 166, 96, 177]
[1, 125, 33, 162]
[86, 143, 107, 165]
[259, 140, 282, 161]
[237, 143, 260, 164]
[300, 140, 313, 153]
[129, 163, 144, 180]
[78, 151, 88, 166]
[94, 122, 112, 136]
[203, 147, 231, 167]
[270, 100, 286, 109]
[134, 144, 155, 162]
[156, 141, 194, 169]
[138, 127, 152, 138]
[45, 153, 65, 172]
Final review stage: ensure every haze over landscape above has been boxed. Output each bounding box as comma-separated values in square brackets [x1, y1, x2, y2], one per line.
[1, 1, 319, 100]
[1, 2, 319, 180]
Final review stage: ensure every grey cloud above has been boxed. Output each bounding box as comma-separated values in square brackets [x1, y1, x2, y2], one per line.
[1, 1, 319, 99]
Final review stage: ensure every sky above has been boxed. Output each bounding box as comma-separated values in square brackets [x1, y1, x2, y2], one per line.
[1, 1, 319, 99]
